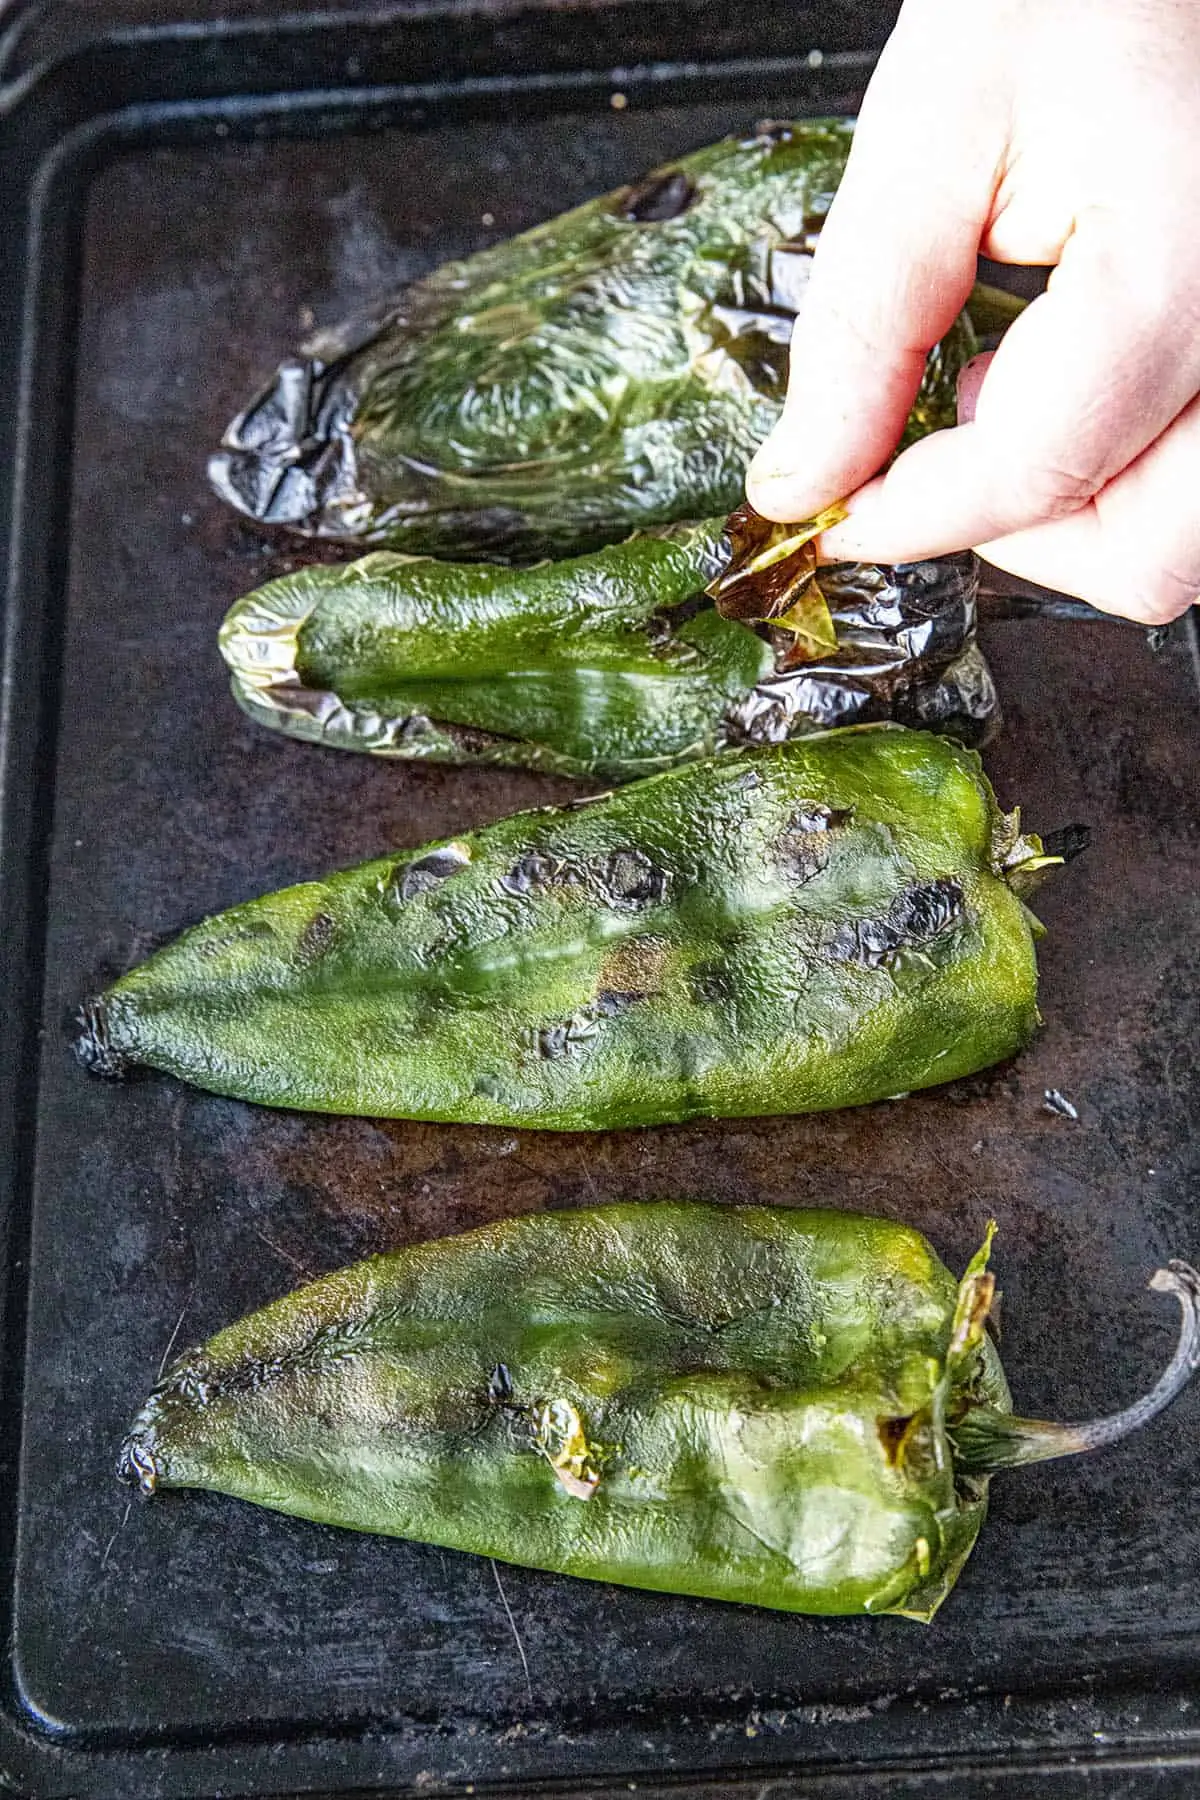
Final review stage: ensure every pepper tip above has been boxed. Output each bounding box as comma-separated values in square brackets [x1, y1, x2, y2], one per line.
[73, 996, 132, 1080]
[117, 1434, 161, 1496]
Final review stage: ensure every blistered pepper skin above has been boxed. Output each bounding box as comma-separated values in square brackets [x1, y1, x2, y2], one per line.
[208, 123, 976, 559]
[82, 728, 1048, 1128]
[218, 524, 998, 781]
[121, 1205, 1009, 1620]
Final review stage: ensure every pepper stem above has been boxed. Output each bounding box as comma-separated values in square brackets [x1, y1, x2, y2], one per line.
[952, 1261, 1200, 1474]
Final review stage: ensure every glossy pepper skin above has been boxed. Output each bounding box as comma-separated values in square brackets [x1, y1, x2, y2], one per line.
[121, 1206, 1006, 1620]
[119, 1206, 1200, 1621]
[79, 728, 1054, 1128]
[219, 524, 998, 780]
[208, 122, 977, 559]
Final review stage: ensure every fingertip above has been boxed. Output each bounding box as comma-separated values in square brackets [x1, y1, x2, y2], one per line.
[745, 438, 833, 523]
[744, 476, 821, 524]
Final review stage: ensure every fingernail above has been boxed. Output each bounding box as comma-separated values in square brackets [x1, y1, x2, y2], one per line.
[956, 351, 993, 425]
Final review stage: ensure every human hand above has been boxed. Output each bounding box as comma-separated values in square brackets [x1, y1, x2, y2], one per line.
[746, 0, 1200, 624]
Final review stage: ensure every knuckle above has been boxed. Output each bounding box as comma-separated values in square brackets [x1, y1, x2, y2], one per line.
[1011, 458, 1104, 521]
[807, 290, 928, 368]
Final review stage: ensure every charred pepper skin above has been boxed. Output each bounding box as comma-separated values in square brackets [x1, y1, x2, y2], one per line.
[218, 524, 998, 780]
[120, 1205, 1008, 1620]
[80, 727, 1053, 1128]
[208, 122, 977, 559]
[119, 1206, 1200, 1621]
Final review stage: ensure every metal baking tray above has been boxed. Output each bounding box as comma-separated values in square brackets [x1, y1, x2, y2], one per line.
[2, 3, 1199, 1795]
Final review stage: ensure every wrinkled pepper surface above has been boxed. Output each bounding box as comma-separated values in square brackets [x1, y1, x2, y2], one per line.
[219, 520, 998, 780]
[80, 727, 1058, 1127]
[209, 122, 979, 558]
[120, 1205, 1200, 1621]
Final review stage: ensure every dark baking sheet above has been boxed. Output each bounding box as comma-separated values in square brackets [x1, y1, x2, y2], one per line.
[2, 5, 1200, 1796]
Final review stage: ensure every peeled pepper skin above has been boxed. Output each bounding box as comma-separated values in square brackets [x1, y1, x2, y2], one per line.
[120, 1204, 1010, 1620]
[82, 727, 1045, 1128]
[208, 122, 976, 559]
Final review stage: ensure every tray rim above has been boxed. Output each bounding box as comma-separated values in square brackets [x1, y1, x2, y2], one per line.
[2, 7, 1199, 1796]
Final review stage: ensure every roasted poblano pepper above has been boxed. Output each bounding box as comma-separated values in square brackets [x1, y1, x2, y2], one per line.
[208, 122, 979, 559]
[79, 727, 1058, 1128]
[120, 1205, 1200, 1621]
[218, 521, 998, 780]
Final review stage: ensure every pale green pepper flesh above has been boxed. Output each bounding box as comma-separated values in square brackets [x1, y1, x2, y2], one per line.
[219, 521, 770, 780]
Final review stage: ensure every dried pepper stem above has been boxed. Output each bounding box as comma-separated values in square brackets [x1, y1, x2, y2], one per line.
[952, 1261, 1200, 1474]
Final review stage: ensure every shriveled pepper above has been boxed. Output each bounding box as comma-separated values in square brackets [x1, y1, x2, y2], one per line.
[218, 521, 998, 781]
[119, 1205, 1200, 1621]
[208, 122, 981, 559]
[79, 726, 1059, 1128]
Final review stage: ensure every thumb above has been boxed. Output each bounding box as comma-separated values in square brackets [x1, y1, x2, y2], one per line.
[746, 22, 1004, 521]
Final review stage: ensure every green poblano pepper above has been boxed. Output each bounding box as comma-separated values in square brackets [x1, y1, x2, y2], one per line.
[218, 522, 999, 781]
[120, 1205, 1200, 1621]
[79, 727, 1058, 1127]
[208, 122, 978, 558]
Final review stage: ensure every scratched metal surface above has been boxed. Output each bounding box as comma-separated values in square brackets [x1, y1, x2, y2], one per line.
[7, 89, 1200, 1798]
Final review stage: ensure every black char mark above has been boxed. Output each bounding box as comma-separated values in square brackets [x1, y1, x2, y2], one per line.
[830, 878, 966, 969]
[393, 844, 472, 904]
[296, 911, 337, 964]
[789, 803, 853, 833]
[488, 1363, 515, 1404]
[117, 1435, 159, 1494]
[595, 989, 647, 1015]
[777, 804, 854, 885]
[618, 170, 696, 223]
[500, 851, 568, 897]
[537, 1021, 586, 1061]
[537, 989, 646, 1061]
[501, 846, 666, 907]
[602, 848, 667, 907]
[208, 357, 359, 528]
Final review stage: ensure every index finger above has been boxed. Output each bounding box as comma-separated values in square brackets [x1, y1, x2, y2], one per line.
[747, 20, 1004, 520]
